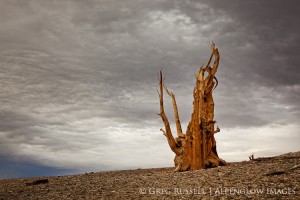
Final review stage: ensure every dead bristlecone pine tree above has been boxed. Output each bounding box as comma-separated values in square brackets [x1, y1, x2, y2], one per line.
[158, 42, 226, 172]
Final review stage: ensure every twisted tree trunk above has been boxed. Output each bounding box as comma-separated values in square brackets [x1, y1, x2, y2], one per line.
[158, 42, 226, 172]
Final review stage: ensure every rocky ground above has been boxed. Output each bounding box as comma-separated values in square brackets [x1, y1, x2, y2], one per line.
[0, 151, 299, 200]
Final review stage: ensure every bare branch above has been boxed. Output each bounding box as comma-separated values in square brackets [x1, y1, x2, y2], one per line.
[160, 128, 167, 137]
[210, 42, 220, 76]
[162, 85, 184, 137]
[205, 51, 214, 70]
[158, 70, 181, 155]
[213, 76, 218, 90]
[214, 126, 220, 134]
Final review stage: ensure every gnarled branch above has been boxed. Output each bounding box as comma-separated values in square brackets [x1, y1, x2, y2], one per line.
[158, 70, 181, 156]
[210, 42, 220, 76]
[163, 85, 184, 137]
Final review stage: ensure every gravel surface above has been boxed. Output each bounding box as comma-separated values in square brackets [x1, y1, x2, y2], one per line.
[0, 151, 299, 200]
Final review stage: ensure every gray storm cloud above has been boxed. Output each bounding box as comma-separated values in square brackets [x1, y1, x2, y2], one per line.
[0, 0, 299, 174]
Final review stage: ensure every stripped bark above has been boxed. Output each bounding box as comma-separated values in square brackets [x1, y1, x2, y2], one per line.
[158, 42, 226, 172]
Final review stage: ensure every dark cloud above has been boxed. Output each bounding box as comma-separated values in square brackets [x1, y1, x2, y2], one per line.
[0, 0, 299, 178]
[0, 156, 77, 179]
[204, 0, 300, 86]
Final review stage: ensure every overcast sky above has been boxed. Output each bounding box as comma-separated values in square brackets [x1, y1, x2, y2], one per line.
[0, 0, 299, 179]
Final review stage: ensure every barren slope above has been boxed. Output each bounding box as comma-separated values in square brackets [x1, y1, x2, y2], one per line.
[0, 151, 299, 199]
